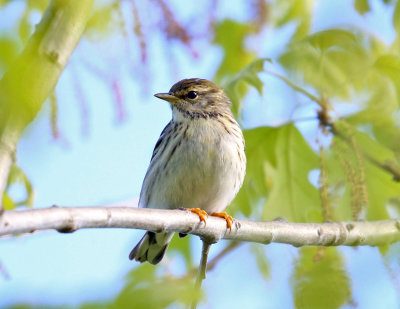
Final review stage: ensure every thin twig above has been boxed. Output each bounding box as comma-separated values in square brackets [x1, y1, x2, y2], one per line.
[191, 240, 212, 309]
[263, 70, 323, 107]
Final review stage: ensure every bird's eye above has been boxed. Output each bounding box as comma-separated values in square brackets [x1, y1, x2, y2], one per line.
[187, 91, 198, 99]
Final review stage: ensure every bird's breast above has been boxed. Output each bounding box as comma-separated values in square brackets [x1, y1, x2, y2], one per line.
[141, 116, 246, 212]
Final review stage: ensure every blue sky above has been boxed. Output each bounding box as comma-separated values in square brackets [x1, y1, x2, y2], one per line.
[1, 0, 399, 308]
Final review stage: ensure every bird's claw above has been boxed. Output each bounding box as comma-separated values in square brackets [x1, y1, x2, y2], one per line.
[187, 208, 209, 226]
[211, 212, 233, 231]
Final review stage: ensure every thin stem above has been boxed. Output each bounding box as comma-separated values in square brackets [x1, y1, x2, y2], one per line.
[263, 70, 323, 107]
[191, 240, 213, 309]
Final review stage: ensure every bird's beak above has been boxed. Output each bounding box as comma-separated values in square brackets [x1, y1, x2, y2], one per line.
[154, 93, 178, 103]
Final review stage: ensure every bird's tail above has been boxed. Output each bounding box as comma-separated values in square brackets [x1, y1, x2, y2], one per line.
[129, 231, 174, 265]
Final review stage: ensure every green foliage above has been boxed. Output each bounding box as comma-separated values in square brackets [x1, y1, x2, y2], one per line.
[262, 124, 321, 222]
[341, 129, 399, 220]
[108, 264, 199, 309]
[0, 36, 19, 73]
[230, 126, 278, 217]
[354, 0, 371, 15]
[26, 0, 49, 12]
[374, 55, 400, 103]
[273, 0, 315, 38]
[224, 58, 269, 117]
[168, 233, 194, 269]
[324, 125, 400, 221]
[232, 124, 322, 222]
[251, 245, 270, 280]
[393, 0, 400, 37]
[279, 29, 374, 100]
[18, 12, 33, 43]
[85, 4, 118, 39]
[214, 19, 256, 83]
[292, 247, 351, 309]
[2, 165, 34, 210]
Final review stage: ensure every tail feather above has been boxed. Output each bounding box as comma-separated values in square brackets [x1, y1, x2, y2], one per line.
[129, 231, 174, 265]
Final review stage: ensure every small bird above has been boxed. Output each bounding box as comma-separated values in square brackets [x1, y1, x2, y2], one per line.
[129, 78, 246, 264]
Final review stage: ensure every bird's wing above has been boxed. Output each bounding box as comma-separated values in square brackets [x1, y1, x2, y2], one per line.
[138, 121, 173, 208]
[150, 121, 173, 162]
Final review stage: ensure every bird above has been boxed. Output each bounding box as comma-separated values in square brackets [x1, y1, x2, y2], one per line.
[129, 78, 246, 264]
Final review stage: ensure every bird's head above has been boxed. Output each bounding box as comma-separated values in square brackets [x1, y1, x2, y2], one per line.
[154, 78, 232, 119]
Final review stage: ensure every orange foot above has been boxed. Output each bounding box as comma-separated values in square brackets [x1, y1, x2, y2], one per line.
[211, 212, 233, 231]
[187, 208, 209, 226]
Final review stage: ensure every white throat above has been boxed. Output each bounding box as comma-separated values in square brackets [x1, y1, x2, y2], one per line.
[172, 106, 190, 122]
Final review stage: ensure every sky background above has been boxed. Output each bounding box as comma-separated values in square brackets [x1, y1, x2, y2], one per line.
[0, 0, 399, 308]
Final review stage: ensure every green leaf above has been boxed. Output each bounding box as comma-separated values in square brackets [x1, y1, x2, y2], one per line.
[279, 29, 373, 99]
[393, 0, 400, 36]
[292, 247, 351, 309]
[274, 0, 315, 38]
[305, 29, 356, 52]
[2, 192, 15, 210]
[346, 102, 400, 154]
[354, 0, 371, 15]
[224, 58, 270, 117]
[111, 264, 200, 309]
[353, 130, 400, 220]
[251, 245, 270, 279]
[374, 55, 400, 103]
[18, 13, 33, 44]
[326, 128, 400, 221]
[85, 4, 117, 39]
[214, 19, 256, 82]
[0, 36, 19, 72]
[230, 126, 279, 217]
[26, 0, 49, 11]
[364, 161, 398, 220]
[0, 0, 11, 7]
[4, 165, 34, 208]
[168, 233, 193, 269]
[232, 124, 322, 222]
[262, 124, 322, 222]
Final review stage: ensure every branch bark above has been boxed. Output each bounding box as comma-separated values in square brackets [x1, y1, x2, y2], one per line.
[0, 0, 94, 211]
[1, 207, 400, 247]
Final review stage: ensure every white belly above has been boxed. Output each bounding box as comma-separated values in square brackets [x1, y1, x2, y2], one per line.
[139, 117, 245, 213]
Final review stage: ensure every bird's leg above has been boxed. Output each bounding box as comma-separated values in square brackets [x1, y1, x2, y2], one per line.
[211, 212, 233, 231]
[186, 208, 209, 226]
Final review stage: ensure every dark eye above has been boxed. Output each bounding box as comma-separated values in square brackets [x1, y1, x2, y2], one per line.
[187, 91, 197, 99]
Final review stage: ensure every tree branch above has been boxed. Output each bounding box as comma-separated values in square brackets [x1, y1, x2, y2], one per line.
[1, 207, 400, 247]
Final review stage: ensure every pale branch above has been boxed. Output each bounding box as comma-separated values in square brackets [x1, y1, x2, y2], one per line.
[1, 207, 400, 247]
